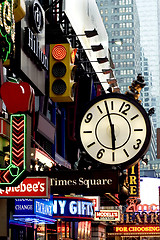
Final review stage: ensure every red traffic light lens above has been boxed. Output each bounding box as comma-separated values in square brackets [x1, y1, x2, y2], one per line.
[52, 44, 67, 60]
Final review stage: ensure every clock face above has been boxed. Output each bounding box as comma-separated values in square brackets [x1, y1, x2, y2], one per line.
[79, 93, 151, 168]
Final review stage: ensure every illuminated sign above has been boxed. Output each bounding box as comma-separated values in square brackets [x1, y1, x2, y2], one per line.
[126, 203, 159, 213]
[0, 114, 31, 186]
[120, 212, 160, 224]
[0, 177, 50, 198]
[84, 196, 100, 212]
[115, 225, 160, 233]
[51, 197, 94, 219]
[0, 0, 15, 62]
[14, 196, 94, 221]
[127, 162, 140, 197]
[50, 169, 119, 195]
[15, 199, 34, 215]
[94, 210, 120, 221]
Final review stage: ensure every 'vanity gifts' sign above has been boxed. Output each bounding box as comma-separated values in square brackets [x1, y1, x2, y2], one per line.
[50, 169, 119, 195]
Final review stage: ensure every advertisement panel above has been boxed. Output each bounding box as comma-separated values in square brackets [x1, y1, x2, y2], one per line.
[0, 177, 49, 198]
[127, 162, 140, 197]
[14, 196, 94, 221]
[50, 169, 119, 195]
[94, 210, 120, 221]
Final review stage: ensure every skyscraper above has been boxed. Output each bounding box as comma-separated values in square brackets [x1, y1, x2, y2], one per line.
[136, 0, 160, 176]
[96, 0, 157, 176]
[96, 0, 141, 93]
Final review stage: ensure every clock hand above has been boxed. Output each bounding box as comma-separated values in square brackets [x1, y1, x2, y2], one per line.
[105, 101, 116, 150]
[111, 123, 116, 150]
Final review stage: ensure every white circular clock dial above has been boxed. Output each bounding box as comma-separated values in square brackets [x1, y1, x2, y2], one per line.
[80, 96, 150, 165]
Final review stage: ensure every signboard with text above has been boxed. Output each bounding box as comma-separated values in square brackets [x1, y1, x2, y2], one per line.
[50, 169, 119, 195]
[94, 210, 120, 221]
[13, 0, 47, 94]
[127, 162, 140, 197]
[14, 196, 94, 221]
[0, 177, 49, 198]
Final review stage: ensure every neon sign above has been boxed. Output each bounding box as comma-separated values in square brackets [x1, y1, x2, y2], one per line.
[127, 162, 140, 197]
[14, 196, 94, 220]
[0, 0, 15, 62]
[0, 114, 30, 186]
[126, 203, 159, 213]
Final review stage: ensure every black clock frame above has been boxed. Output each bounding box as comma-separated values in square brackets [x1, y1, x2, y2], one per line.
[77, 93, 152, 169]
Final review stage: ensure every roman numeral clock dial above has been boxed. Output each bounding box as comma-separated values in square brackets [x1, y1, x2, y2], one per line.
[79, 93, 151, 168]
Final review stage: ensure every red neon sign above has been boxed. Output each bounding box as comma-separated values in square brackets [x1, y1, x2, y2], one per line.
[126, 203, 159, 212]
[0, 177, 50, 198]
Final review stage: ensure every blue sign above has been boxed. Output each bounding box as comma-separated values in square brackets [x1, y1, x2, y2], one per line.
[15, 199, 34, 215]
[52, 197, 94, 219]
[34, 196, 53, 219]
[14, 196, 94, 220]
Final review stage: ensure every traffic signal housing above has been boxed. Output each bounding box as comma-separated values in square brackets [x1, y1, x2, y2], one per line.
[49, 43, 77, 102]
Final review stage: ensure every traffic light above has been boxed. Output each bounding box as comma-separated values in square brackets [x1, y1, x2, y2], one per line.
[49, 43, 77, 102]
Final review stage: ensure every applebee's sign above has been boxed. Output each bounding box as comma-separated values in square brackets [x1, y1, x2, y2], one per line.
[0, 177, 49, 198]
[1, 77, 35, 114]
[0, 78, 34, 186]
[0, 114, 31, 186]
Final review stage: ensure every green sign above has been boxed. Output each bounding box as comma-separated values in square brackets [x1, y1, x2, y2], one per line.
[0, 0, 15, 62]
[0, 114, 30, 186]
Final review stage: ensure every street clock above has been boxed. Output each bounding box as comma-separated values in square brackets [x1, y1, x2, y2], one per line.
[79, 93, 151, 169]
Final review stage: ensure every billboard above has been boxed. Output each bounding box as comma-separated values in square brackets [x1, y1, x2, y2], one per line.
[0, 177, 50, 198]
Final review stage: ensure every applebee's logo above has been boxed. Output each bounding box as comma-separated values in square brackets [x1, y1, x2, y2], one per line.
[0, 77, 35, 114]
[0, 181, 45, 195]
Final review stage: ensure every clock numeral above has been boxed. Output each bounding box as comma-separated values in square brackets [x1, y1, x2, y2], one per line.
[112, 152, 115, 162]
[97, 149, 105, 159]
[123, 149, 129, 157]
[87, 142, 95, 148]
[97, 105, 103, 114]
[133, 139, 142, 150]
[85, 113, 93, 123]
[131, 114, 139, 121]
[119, 102, 131, 115]
[111, 101, 114, 110]
[134, 129, 143, 131]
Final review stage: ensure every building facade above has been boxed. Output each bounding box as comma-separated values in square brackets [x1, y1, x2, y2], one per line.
[96, 0, 158, 177]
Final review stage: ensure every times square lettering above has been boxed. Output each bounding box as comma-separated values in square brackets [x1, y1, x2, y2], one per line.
[50, 177, 113, 189]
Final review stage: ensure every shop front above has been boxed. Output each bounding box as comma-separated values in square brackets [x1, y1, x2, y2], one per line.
[10, 195, 94, 240]
[106, 206, 160, 240]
